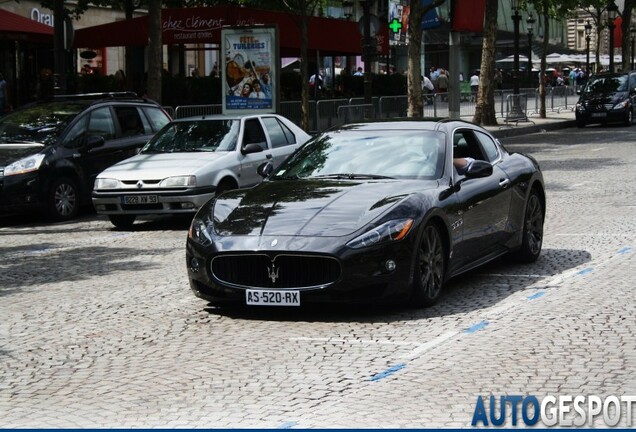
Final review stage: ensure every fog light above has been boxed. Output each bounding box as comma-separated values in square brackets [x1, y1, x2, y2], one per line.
[385, 260, 396, 272]
[95, 204, 106, 211]
[181, 202, 196, 209]
[189, 257, 200, 272]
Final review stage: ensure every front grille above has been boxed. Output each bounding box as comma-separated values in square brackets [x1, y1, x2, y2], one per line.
[122, 203, 163, 211]
[211, 253, 341, 289]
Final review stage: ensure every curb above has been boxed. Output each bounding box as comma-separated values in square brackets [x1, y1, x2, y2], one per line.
[490, 119, 577, 139]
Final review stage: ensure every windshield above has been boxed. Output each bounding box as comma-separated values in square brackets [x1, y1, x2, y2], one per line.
[0, 102, 85, 146]
[584, 75, 628, 94]
[142, 119, 240, 153]
[273, 128, 446, 180]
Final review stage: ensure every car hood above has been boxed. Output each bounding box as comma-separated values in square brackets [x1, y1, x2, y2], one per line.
[0, 143, 45, 167]
[579, 91, 628, 105]
[212, 179, 438, 237]
[98, 151, 228, 180]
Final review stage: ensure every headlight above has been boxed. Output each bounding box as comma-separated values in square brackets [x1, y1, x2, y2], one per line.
[159, 175, 196, 187]
[612, 100, 629, 110]
[188, 212, 214, 246]
[3, 154, 46, 176]
[346, 218, 414, 249]
[94, 178, 121, 190]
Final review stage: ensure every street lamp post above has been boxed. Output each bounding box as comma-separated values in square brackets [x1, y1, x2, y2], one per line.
[527, 16, 535, 89]
[631, 26, 636, 70]
[607, 1, 618, 73]
[510, 0, 524, 118]
[585, 21, 592, 74]
[512, 0, 521, 97]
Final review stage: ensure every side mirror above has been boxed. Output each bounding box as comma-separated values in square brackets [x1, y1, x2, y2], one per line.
[576, 89, 581, 95]
[465, 160, 493, 178]
[242, 143, 264, 155]
[257, 161, 274, 178]
[83, 135, 105, 152]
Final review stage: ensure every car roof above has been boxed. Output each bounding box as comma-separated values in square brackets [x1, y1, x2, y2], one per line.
[48, 92, 160, 107]
[174, 113, 280, 122]
[329, 118, 482, 133]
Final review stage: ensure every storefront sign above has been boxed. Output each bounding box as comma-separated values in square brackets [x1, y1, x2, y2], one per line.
[221, 26, 278, 115]
[30, 8, 54, 27]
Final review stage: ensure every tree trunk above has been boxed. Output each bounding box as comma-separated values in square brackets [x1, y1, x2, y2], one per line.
[472, 0, 498, 125]
[621, 0, 634, 72]
[147, 0, 162, 104]
[407, 0, 424, 117]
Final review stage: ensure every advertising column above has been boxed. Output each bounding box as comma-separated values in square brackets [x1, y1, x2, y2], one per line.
[221, 26, 278, 115]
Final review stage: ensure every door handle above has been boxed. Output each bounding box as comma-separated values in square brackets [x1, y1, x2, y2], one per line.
[266, 154, 273, 159]
[499, 178, 510, 188]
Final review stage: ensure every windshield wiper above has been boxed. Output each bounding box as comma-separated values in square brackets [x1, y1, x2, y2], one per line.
[272, 174, 300, 180]
[312, 173, 394, 180]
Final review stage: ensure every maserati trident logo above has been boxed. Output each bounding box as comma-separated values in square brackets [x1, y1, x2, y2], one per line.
[267, 263, 279, 283]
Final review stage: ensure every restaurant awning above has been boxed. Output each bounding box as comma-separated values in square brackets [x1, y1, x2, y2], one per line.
[73, 6, 388, 57]
[0, 8, 54, 44]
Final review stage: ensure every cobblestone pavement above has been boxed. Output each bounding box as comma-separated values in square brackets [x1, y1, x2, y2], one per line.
[1, 125, 635, 428]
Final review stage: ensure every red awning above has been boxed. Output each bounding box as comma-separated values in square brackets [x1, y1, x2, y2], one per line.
[0, 9, 54, 44]
[73, 6, 388, 57]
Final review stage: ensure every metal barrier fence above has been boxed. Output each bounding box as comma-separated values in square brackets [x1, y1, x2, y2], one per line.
[167, 86, 577, 131]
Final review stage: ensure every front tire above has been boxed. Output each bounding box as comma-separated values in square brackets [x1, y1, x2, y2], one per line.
[109, 215, 136, 229]
[511, 190, 544, 263]
[412, 224, 446, 307]
[625, 108, 633, 126]
[48, 177, 79, 221]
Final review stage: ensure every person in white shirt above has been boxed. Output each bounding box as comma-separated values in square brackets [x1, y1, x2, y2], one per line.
[469, 72, 480, 101]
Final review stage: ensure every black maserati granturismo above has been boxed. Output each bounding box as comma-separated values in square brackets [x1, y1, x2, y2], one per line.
[186, 119, 545, 308]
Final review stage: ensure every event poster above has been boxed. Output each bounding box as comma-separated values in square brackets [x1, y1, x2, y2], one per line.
[221, 26, 278, 114]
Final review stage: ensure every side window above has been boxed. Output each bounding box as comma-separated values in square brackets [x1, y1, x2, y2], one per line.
[262, 117, 296, 148]
[62, 115, 88, 149]
[475, 131, 500, 163]
[87, 107, 115, 141]
[242, 118, 268, 150]
[453, 130, 485, 160]
[114, 106, 146, 138]
[143, 106, 171, 132]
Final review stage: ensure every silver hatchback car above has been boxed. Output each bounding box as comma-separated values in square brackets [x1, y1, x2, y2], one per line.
[92, 113, 311, 228]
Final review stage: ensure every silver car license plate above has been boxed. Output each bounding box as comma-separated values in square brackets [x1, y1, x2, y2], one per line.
[122, 195, 158, 205]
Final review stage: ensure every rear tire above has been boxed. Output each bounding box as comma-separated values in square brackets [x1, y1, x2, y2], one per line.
[109, 215, 136, 229]
[511, 190, 544, 263]
[411, 224, 446, 307]
[48, 177, 79, 221]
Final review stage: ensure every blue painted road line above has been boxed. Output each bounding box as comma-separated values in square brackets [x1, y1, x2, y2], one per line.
[527, 291, 546, 300]
[618, 247, 632, 255]
[369, 363, 406, 382]
[278, 421, 297, 429]
[577, 268, 593, 275]
[464, 321, 490, 334]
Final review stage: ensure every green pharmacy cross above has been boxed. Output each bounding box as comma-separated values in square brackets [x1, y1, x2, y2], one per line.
[389, 18, 402, 33]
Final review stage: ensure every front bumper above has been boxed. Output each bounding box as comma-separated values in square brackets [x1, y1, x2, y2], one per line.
[0, 171, 45, 215]
[185, 234, 417, 306]
[576, 104, 629, 124]
[92, 186, 215, 215]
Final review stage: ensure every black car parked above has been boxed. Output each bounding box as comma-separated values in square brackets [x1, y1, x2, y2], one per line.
[575, 71, 636, 128]
[0, 93, 171, 221]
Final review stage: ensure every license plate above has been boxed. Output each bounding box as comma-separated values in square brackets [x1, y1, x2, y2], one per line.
[591, 113, 607, 118]
[246, 289, 300, 306]
[122, 195, 158, 205]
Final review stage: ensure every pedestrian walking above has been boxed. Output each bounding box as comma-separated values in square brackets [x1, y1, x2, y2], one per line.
[0, 72, 8, 116]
